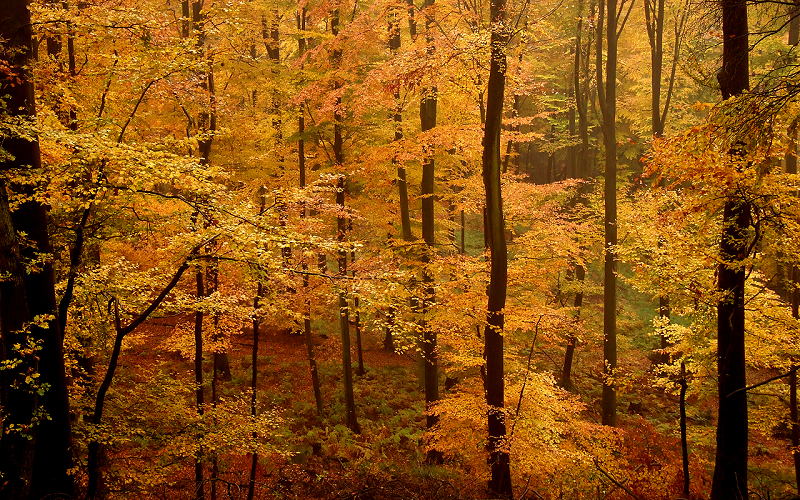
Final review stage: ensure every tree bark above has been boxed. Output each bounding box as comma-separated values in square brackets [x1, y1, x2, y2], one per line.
[332, 9, 360, 434]
[710, 0, 750, 497]
[561, 264, 585, 390]
[419, 0, 442, 463]
[0, 181, 36, 500]
[680, 361, 690, 497]
[194, 267, 206, 500]
[597, 0, 620, 428]
[87, 261, 190, 499]
[483, 0, 512, 493]
[0, 3, 75, 497]
[247, 283, 262, 500]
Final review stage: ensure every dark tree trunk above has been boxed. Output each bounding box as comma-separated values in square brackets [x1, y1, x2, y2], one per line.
[195, 268, 206, 500]
[561, 264, 584, 390]
[0, 3, 75, 498]
[0, 181, 35, 500]
[390, 10, 413, 242]
[710, 0, 750, 497]
[483, 0, 512, 494]
[787, 36, 799, 492]
[792, 269, 800, 495]
[332, 9, 360, 434]
[597, 0, 620, 428]
[419, 0, 442, 464]
[576, 2, 592, 180]
[296, 8, 323, 415]
[791, 362, 800, 496]
[87, 263, 190, 499]
[351, 247, 365, 376]
[247, 283, 262, 500]
[680, 361, 690, 497]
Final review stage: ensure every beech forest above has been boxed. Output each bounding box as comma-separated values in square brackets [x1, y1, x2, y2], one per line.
[3, 0, 800, 498]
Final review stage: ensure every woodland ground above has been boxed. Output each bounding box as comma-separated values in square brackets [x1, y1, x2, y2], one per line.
[98, 290, 798, 500]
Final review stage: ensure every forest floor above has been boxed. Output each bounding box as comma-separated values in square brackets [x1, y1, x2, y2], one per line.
[92, 302, 800, 500]
[106, 317, 487, 500]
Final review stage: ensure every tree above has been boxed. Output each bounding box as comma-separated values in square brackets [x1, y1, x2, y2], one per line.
[710, 0, 750, 497]
[0, 1, 74, 497]
[596, 0, 634, 428]
[332, 4, 361, 435]
[419, 0, 443, 464]
[483, 0, 513, 492]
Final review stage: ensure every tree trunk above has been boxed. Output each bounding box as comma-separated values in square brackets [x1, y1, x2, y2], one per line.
[332, 9, 360, 434]
[561, 264, 584, 390]
[247, 282, 262, 500]
[195, 268, 206, 500]
[680, 361, 690, 497]
[420, 0, 442, 463]
[351, 246, 365, 376]
[0, 181, 36, 500]
[710, 0, 750, 497]
[483, 0, 513, 493]
[296, 8, 324, 415]
[597, 0, 619, 428]
[0, 3, 75, 498]
[87, 263, 190, 499]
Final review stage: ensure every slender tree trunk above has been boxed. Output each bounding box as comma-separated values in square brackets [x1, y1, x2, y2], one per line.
[791, 359, 800, 496]
[561, 264, 584, 390]
[792, 269, 800, 495]
[483, 0, 512, 493]
[297, 8, 323, 415]
[351, 246, 365, 376]
[420, 0, 442, 463]
[710, 0, 750, 497]
[680, 361, 690, 497]
[597, 0, 619, 427]
[86, 263, 190, 499]
[195, 267, 206, 500]
[388, 7, 412, 352]
[788, 25, 800, 493]
[332, 9, 360, 434]
[391, 43, 413, 243]
[247, 282, 262, 500]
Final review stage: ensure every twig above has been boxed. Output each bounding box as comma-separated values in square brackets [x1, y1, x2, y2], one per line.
[594, 460, 644, 500]
[727, 366, 799, 398]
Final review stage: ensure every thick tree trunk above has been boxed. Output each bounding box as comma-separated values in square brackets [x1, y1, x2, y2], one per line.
[483, 0, 512, 494]
[711, 200, 750, 500]
[0, 3, 75, 498]
[710, 0, 750, 497]
[0, 181, 36, 500]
